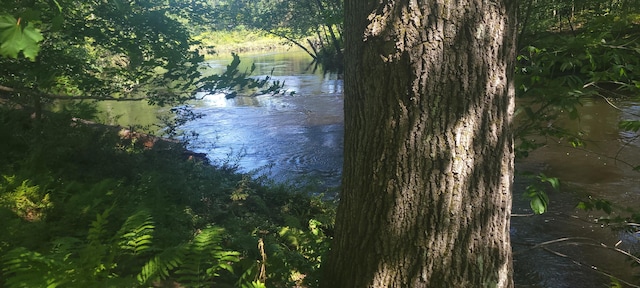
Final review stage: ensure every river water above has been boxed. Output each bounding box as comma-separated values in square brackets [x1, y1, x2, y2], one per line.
[118, 51, 639, 287]
[184, 52, 345, 189]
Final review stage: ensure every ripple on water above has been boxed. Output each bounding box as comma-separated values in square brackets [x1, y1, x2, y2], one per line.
[188, 52, 640, 286]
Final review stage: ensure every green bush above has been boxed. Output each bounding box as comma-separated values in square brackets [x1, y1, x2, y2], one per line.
[0, 106, 335, 287]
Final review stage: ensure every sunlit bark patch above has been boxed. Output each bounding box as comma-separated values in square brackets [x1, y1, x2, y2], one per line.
[324, 0, 516, 287]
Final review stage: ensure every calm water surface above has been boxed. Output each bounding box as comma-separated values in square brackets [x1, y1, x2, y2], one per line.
[163, 51, 639, 287]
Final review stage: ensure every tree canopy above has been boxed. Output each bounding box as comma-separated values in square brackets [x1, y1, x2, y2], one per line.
[1, 0, 640, 286]
[211, 0, 343, 68]
[1, 0, 203, 101]
[0, 0, 285, 111]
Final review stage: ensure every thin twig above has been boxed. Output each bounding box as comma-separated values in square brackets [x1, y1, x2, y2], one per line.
[586, 92, 640, 168]
[512, 213, 535, 217]
[514, 237, 640, 264]
[552, 141, 639, 170]
[541, 246, 640, 288]
[515, 237, 640, 287]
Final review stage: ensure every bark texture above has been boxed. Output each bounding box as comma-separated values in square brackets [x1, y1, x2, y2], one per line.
[323, 0, 517, 287]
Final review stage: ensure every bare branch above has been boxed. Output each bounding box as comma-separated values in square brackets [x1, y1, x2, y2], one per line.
[514, 236, 640, 287]
[541, 246, 640, 288]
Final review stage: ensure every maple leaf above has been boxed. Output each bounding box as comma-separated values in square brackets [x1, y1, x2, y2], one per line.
[0, 14, 44, 61]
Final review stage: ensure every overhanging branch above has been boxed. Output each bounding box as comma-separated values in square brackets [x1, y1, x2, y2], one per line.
[264, 30, 317, 60]
[0, 85, 149, 102]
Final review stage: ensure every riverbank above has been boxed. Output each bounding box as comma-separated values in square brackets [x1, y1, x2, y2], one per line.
[0, 105, 334, 287]
[195, 29, 297, 59]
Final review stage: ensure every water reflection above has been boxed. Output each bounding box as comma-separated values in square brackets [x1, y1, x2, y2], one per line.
[184, 51, 640, 287]
[184, 51, 344, 184]
[514, 97, 640, 287]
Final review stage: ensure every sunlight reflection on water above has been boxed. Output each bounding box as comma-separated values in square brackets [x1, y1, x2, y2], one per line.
[184, 51, 640, 287]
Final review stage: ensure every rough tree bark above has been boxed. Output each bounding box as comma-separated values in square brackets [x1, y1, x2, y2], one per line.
[323, 0, 517, 287]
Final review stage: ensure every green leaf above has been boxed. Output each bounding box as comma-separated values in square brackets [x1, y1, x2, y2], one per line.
[0, 15, 14, 29]
[619, 120, 640, 132]
[530, 196, 547, 214]
[546, 178, 560, 190]
[0, 14, 44, 61]
[524, 181, 550, 215]
[576, 201, 589, 210]
[576, 197, 613, 214]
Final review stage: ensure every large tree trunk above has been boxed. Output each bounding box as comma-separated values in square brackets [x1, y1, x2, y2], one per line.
[323, 0, 517, 287]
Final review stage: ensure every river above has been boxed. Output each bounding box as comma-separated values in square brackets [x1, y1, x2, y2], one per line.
[184, 52, 345, 190]
[105, 51, 640, 287]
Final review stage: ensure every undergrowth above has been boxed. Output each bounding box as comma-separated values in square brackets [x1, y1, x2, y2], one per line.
[0, 105, 335, 287]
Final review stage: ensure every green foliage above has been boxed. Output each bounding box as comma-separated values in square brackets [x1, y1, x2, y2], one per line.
[522, 173, 560, 214]
[118, 210, 155, 255]
[137, 246, 186, 284]
[212, 0, 344, 68]
[0, 0, 285, 115]
[576, 195, 640, 233]
[175, 227, 240, 286]
[137, 226, 240, 287]
[1, 208, 241, 288]
[0, 106, 335, 287]
[241, 280, 268, 288]
[185, 53, 286, 103]
[514, 1, 640, 230]
[0, 2, 174, 107]
[610, 277, 623, 288]
[195, 28, 289, 55]
[0, 176, 53, 221]
[576, 195, 640, 278]
[1, 209, 153, 287]
[619, 120, 640, 132]
[577, 196, 614, 214]
[0, 14, 43, 61]
[2, 247, 68, 288]
[515, 3, 640, 158]
[273, 219, 330, 286]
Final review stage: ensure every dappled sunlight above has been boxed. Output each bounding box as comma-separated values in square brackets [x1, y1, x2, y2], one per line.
[331, 0, 517, 286]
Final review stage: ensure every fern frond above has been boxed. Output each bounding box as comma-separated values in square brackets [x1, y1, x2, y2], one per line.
[87, 207, 112, 245]
[137, 246, 186, 284]
[174, 226, 240, 287]
[1, 247, 69, 288]
[117, 210, 155, 255]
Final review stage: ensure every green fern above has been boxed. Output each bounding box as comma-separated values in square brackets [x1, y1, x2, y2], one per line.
[0, 177, 53, 221]
[137, 246, 186, 284]
[1, 247, 68, 288]
[80, 207, 116, 278]
[87, 207, 112, 245]
[1, 209, 155, 287]
[136, 226, 240, 287]
[117, 209, 154, 255]
[173, 226, 240, 287]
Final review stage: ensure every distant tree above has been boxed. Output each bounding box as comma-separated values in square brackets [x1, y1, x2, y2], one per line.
[0, 0, 206, 120]
[323, 0, 517, 287]
[213, 0, 343, 65]
[0, 0, 281, 120]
